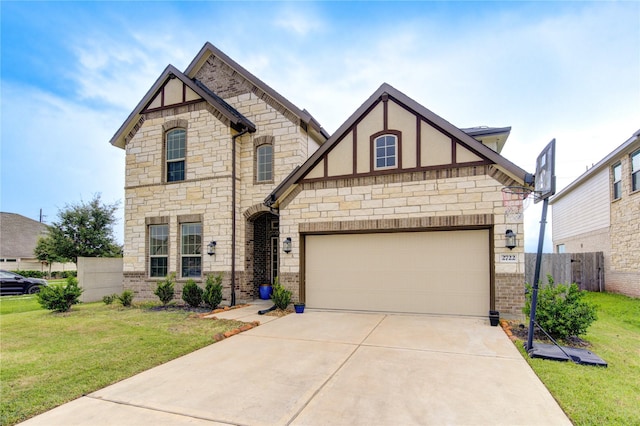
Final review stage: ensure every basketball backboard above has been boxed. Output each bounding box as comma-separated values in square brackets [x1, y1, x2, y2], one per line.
[534, 139, 556, 203]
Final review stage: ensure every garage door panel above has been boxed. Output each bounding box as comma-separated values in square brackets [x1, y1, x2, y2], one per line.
[305, 230, 490, 316]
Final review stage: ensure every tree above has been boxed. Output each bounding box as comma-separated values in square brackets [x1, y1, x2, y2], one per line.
[39, 194, 122, 263]
[34, 236, 69, 276]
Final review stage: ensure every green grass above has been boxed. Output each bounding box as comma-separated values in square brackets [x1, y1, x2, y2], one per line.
[0, 295, 41, 315]
[0, 299, 245, 425]
[519, 292, 640, 425]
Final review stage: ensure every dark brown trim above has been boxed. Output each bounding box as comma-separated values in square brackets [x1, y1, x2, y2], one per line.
[352, 127, 357, 174]
[182, 82, 187, 103]
[160, 87, 165, 107]
[323, 155, 328, 178]
[451, 139, 457, 165]
[144, 99, 203, 114]
[416, 116, 421, 168]
[301, 158, 491, 185]
[382, 94, 389, 130]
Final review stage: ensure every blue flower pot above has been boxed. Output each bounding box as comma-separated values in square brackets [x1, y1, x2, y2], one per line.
[294, 303, 305, 314]
[259, 285, 272, 300]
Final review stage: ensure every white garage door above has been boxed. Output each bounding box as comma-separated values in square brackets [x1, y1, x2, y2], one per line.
[305, 230, 490, 316]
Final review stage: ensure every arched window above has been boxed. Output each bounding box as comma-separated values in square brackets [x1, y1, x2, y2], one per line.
[166, 129, 186, 182]
[256, 144, 273, 182]
[374, 134, 397, 170]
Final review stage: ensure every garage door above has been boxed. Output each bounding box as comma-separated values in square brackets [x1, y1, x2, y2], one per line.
[305, 229, 490, 316]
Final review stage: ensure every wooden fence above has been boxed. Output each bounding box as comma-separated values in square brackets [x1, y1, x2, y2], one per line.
[525, 252, 605, 292]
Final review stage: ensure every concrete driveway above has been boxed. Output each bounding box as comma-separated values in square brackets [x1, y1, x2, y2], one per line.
[20, 303, 571, 426]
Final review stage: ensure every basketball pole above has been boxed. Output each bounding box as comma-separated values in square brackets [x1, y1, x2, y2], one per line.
[526, 196, 549, 352]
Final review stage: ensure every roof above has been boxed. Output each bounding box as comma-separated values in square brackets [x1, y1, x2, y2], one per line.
[110, 42, 331, 150]
[550, 128, 640, 204]
[0, 212, 48, 259]
[266, 83, 530, 205]
[185, 42, 330, 140]
[110, 64, 256, 149]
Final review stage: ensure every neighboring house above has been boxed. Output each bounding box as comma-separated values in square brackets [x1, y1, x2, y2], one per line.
[550, 129, 640, 298]
[0, 212, 75, 272]
[111, 42, 531, 317]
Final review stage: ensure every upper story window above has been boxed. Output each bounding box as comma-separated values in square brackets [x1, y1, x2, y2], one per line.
[612, 163, 622, 200]
[181, 222, 202, 278]
[257, 144, 273, 182]
[631, 150, 640, 192]
[374, 135, 397, 170]
[166, 129, 186, 182]
[556, 244, 565, 254]
[149, 224, 169, 278]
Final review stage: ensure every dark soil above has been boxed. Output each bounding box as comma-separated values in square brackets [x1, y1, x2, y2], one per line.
[147, 305, 217, 314]
[505, 321, 591, 348]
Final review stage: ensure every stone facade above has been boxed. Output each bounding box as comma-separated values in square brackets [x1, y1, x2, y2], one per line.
[279, 170, 526, 317]
[120, 52, 321, 302]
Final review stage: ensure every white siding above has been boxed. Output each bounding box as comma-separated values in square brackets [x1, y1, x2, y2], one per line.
[552, 168, 610, 241]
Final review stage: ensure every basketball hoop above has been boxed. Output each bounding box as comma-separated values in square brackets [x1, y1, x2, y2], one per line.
[502, 186, 533, 221]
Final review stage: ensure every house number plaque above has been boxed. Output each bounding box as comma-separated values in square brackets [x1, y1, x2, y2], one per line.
[500, 254, 518, 263]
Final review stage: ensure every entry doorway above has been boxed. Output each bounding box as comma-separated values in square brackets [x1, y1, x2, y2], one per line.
[245, 212, 279, 298]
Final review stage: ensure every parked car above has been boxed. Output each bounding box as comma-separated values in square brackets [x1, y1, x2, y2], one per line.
[0, 270, 48, 295]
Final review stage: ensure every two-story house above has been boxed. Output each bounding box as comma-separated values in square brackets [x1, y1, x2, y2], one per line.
[550, 129, 640, 298]
[111, 42, 532, 318]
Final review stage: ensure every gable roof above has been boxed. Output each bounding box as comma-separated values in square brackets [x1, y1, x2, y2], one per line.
[550, 128, 640, 204]
[0, 212, 47, 259]
[110, 64, 256, 149]
[184, 42, 329, 141]
[266, 83, 530, 206]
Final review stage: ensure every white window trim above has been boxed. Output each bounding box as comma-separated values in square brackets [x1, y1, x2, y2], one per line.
[374, 134, 398, 171]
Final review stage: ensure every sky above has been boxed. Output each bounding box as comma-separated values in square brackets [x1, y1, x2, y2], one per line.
[1, 1, 639, 252]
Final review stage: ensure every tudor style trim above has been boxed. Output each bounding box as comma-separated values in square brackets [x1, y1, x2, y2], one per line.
[266, 83, 531, 207]
[110, 64, 256, 149]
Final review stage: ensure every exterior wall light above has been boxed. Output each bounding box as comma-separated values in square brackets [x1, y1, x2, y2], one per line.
[207, 241, 217, 256]
[283, 237, 292, 254]
[505, 230, 517, 250]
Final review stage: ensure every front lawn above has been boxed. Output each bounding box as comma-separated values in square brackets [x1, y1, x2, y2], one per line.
[0, 298, 245, 425]
[518, 292, 640, 425]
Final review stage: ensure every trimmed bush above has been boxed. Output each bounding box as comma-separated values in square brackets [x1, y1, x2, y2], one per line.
[37, 276, 83, 312]
[118, 290, 134, 307]
[203, 274, 223, 309]
[524, 275, 597, 340]
[271, 277, 291, 310]
[182, 279, 203, 308]
[102, 294, 117, 305]
[154, 273, 175, 306]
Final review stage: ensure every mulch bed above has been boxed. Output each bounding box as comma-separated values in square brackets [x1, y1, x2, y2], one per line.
[500, 320, 591, 348]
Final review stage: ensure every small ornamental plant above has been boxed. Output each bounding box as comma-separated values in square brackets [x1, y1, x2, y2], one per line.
[118, 290, 134, 307]
[182, 279, 204, 308]
[37, 276, 83, 312]
[203, 274, 223, 309]
[524, 275, 597, 340]
[154, 273, 175, 306]
[271, 277, 291, 310]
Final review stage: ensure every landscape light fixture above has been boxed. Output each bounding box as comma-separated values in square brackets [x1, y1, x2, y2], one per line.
[283, 237, 292, 254]
[207, 241, 217, 256]
[505, 230, 517, 250]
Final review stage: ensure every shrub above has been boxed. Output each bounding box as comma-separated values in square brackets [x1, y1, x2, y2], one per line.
[13, 270, 47, 279]
[271, 277, 291, 310]
[118, 290, 134, 307]
[154, 273, 175, 305]
[102, 294, 117, 305]
[182, 279, 203, 308]
[524, 275, 597, 340]
[37, 276, 83, 312]
[203, 274, 223, 309]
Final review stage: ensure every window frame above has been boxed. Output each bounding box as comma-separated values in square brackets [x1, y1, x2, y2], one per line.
[149, 224, 169, 278]
[631, 150, 640, 193]
[180, 222, 202, 278]
[373, 134, 399, 171]
[612, 162, 622, 200]
[166, 128, 186, 183]
[256, 144, 274, 183]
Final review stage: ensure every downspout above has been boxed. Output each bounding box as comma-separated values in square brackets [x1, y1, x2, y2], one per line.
[230, 127, 249, 306]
